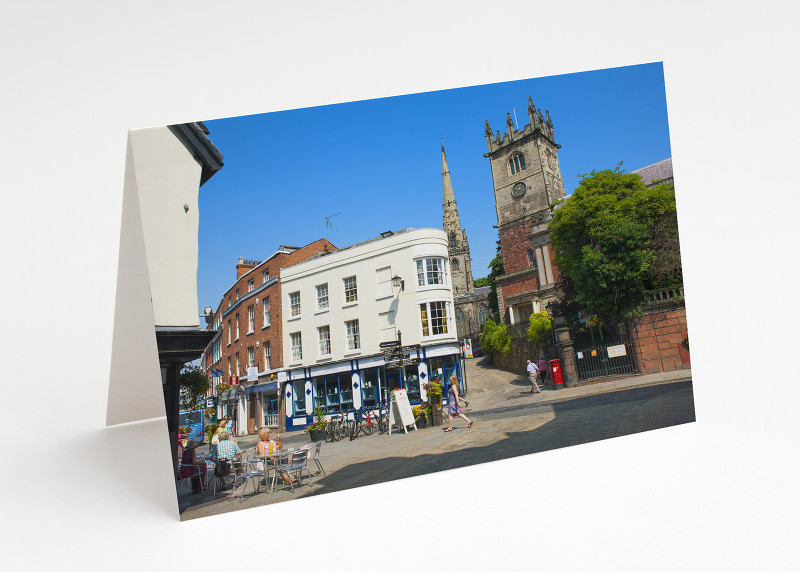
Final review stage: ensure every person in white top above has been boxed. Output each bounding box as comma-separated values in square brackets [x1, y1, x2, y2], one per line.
[526, 360, 541, 394]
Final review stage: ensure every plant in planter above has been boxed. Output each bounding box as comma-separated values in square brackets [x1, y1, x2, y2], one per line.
[423, 380, 444, 426]
[305, 405, 328, 441]
[205, 422, 218, 445]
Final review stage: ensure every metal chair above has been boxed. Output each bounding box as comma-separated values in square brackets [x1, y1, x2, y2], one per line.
[230, 459, 267, 503]
[306, 441, 326, 476]
[271, 449, 312, 493]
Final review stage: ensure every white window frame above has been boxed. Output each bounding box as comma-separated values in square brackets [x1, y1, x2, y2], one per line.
[263, 296, 270, 327]
[343, 276, 358, 304]
[248, 346, 255, 368]
[316, 283, 329, 311]
[345, 319, 361, 351]
[318, 325, 331, 357]
[263, 269, 269, 283]
[419, 300, 450, 337]
[227, 319, 232, 345]
[235, 314, 240, 340]
[264, 341, 271, 371]
[227, 356, 231, 376]
[247, 305, 254, 333]
[289, 291, 301, 317]
[291, 332, 303, 362]
[416, 257, 447, 287]
[235, 352, 240, 375]
[248, 279, 254, 292]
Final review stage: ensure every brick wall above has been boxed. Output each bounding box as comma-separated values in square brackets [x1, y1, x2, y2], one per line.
[499, 219, 535, 274]
[208, 238, 336, 377]
[627, 305, 690, 374]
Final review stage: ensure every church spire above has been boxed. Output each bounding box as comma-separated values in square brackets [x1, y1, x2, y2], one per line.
[440, 139, 473, 295]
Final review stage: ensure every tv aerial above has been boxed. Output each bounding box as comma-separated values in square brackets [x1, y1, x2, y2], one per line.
[323, 212, 341, 241]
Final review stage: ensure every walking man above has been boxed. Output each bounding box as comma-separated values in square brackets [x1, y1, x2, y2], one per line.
[526, 360, 541, 393]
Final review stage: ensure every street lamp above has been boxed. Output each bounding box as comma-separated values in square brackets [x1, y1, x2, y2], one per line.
[545, 300, 557, 351]
[391, 275, 404, 291]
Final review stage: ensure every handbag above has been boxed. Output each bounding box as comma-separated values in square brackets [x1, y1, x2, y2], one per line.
[214, 459, 231, 477]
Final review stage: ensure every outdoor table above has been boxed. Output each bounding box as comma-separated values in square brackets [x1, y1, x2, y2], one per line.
[255, 448, 296, 493]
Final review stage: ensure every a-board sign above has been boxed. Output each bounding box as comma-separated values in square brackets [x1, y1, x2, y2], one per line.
[388, 388, 417, 434]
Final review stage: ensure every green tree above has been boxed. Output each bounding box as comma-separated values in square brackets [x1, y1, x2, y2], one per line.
[473, 276, 490, 288]
[485, 236, 504, 318]
[549, 164, 678, 322]
[480, 319, 511, 355]
[179, 365, 211, 411]
[527, 311, 552, 357]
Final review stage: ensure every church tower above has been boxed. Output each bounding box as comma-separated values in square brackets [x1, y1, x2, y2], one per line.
[484, 97, 564, 325]
[441, 141, 474, 297]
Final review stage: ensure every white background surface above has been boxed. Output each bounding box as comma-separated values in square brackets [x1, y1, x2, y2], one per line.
[2, 1, 798, 569]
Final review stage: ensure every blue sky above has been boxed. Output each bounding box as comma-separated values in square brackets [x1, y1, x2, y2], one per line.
[198, 62, 672, 313]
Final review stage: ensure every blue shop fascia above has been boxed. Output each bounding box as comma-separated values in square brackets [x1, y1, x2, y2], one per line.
[279, 340, 465, 430]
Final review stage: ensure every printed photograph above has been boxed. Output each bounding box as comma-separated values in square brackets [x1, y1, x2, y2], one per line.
[129, 62, 694, 520]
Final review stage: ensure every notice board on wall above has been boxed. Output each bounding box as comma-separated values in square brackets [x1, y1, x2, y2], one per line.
[389, 388, 417, 434]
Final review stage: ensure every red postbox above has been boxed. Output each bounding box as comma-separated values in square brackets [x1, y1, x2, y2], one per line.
[548, 359, 564, 390]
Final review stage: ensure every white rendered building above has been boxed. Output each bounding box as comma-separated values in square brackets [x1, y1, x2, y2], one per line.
[278, 228, 464, 429]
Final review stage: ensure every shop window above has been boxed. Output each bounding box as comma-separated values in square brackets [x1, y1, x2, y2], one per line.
[339, 372, 353, 410]
[405, 371, 421, 402]
[324, 376, 340, 412]
[292, 380, 306, 416]
[361, 368, 380, 408]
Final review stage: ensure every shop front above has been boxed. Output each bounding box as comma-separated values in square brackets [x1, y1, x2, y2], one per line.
[283, 343, 464, 430]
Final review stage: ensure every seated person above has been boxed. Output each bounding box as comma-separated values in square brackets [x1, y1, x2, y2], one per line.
[211, 431, 242, 487]
[179, 439, 208, 493]
[256, 428, 279, 456]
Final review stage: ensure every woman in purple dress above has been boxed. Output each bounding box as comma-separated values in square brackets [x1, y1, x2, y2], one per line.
[444, 375, 473, 432]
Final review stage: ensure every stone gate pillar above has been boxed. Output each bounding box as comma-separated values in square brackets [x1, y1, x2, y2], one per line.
[555, 327, 578, 388]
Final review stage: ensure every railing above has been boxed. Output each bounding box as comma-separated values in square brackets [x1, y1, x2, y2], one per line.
[263, 413, 279, 427]
[574, 341, 637, 380]
[644, 287, 684, 306]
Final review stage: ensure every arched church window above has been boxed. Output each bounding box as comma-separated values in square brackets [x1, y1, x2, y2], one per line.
[456, 308, 465, 331]
[527, 249, 534, 266]
[478, 304, 489, 326]
[452, 258, 460, 271]
[509, 153, 526, 175]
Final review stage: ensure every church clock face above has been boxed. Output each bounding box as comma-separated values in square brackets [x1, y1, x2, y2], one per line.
[511, 181, 527, 198]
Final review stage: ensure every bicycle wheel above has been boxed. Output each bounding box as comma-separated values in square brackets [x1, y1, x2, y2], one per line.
[336, 419, 348, 441]
[324, 421, 335, 443]
[362, 416, 374, 435]
[378, 412, 388, 433]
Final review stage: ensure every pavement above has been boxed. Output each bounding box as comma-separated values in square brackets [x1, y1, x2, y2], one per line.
[178, 358, 695, 520]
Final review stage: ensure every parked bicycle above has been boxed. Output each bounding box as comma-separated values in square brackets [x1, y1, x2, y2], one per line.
[351, 408, 380, 439]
